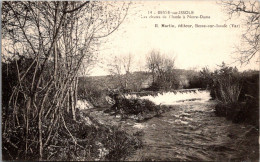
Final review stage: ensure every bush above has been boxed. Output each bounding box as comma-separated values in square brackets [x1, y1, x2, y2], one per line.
[209, 63, 259, 127]
[215, 99, 259, 127]
[118, 98, 159, 115]
[187, 75, 206, 89]
[239, 70, 259, 101]
[77, 77, 110, 107]
[209, 63, 242, 103]
[2, 57, 36, 120]
[2, 110, 142, 161]
[105, 97, 171, 121]
[2, 59, 142, 161]
[2, 57, 55, 160]
[55, 119, 141, 161]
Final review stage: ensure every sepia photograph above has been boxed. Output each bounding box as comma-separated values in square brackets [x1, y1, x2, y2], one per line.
[1, 0, 259, 161]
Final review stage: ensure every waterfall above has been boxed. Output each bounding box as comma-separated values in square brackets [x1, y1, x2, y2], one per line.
[126, 89, 211, 105]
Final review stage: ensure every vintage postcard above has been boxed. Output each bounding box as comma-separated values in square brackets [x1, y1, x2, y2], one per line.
[1, 0, 259, 161]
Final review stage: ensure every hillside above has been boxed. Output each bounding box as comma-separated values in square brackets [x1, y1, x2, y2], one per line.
[79, 69, 200, 91]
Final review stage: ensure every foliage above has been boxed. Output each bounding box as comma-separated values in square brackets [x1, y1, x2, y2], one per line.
[199, 63, 242, 103]
[202, 63, 259, 127]
[128, 71, 152, 91]
[215, 97, 259, 127]
[118, 98, 159, 115]
[239, 70, 259, 101]
[212, 63, 242, 103]
[183, 70, 206, 89]
[104, 96, 171, 122]
[107, 54, 134, 90]
[2, 109, 142, 161]
[146, 50, 179, 90]
[77, 77, 110, 107]
[2, 57, 35, 114]
[2, 1, 130, 160]
[49, 111, 142, 161]
[186, 75, 205, 89]
[77, 71, 153, 108]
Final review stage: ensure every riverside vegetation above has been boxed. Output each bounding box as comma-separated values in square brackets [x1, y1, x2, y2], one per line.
[78, 61, 259, 129]
[3, 57, 259, 161]
[2, 58, 142, 161]
[201, 63, 259, 128]
[75, 62, 259, 161]
[2, 1, 259, 161]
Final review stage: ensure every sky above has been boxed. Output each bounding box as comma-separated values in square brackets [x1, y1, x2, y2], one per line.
[89, 1, 259, 76]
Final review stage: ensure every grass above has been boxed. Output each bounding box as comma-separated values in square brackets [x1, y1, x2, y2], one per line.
[45, 111, 143, 161]
[2, 108, 143, 161]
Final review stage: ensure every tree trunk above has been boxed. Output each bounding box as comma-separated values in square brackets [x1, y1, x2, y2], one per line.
[25, 97, 31, 155]
[70, 84, 76, 121]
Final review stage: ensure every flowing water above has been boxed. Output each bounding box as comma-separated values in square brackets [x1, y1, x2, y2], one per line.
[126, 90, 259, 161]
[81, 89, 259, 161]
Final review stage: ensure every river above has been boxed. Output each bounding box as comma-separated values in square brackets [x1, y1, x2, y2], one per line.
[82, 90, 259, 161]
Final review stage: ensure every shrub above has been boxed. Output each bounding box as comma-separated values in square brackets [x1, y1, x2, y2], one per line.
[2, 57, 55, 160]
[77, 77, 110, 107]
[2, 57, 36, 120]
[2, 59, 142, 161]
[215, 74, 242, 104]
[203, 63, 242, 104]
[209, 63, 259, 127]
[187, 75, 206, 89]
[3, 111, 143, 161]
[239, 70, 259, 101]
[117, 98, 159, 116]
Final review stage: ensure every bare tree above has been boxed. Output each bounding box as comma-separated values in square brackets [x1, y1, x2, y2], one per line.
[146, 50, 161, 83]
[107, 53, 134, 90]
[220, 0, 260, 64]
[2, 1, 129, 160]
[146, 50, 177, 90]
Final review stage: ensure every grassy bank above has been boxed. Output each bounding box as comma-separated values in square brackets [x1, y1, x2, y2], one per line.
[3, 108, 142, 161]
[2, 58, 142, 161]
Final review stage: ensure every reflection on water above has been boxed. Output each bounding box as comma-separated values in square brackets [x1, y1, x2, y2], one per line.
[127, 91, 259, 161]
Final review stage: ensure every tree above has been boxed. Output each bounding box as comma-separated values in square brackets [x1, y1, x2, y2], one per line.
[212, 62, 242, 103]
[2, 1, 129, 160]
[220, 0, 260, 64]
[146, 50, 178, 90]
[107, 53, 134, 91]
